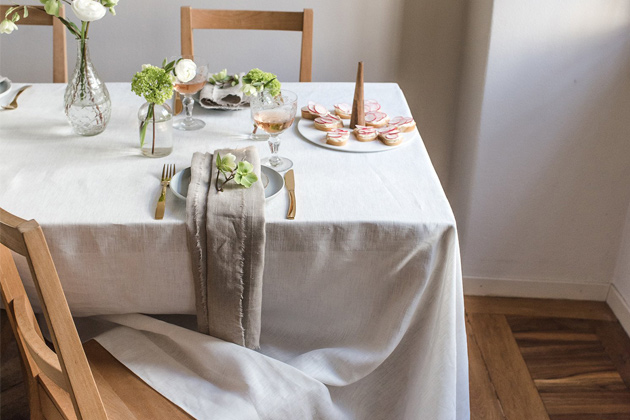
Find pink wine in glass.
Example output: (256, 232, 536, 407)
(254, 110, 295, 134)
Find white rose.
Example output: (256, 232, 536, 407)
(0, 19, 18, 34)
(175, 59, 197, 83)
(71, 0, 107, 22)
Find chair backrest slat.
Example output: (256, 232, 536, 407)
(13, 295, 68, 390)
(181, 7, 313, 82)
(0, 5, 67, 83)
(0, 208, 109, 420)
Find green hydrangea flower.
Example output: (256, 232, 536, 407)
(242, 68, 281, 97)
(131, 65, 174, 105)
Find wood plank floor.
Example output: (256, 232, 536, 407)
(2, 298, 630, 419)
(467, 296, 630, 420)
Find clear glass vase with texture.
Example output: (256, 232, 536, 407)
(64, 39, 111, 136)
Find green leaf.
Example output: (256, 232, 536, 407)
(44, 0, 59, 17)
(23, 6, 27, 18)
(216, 154, 221, 168)
(5, 6, 18, 17)
(58, 17, 80, 37)
(139, 103, 154, 148)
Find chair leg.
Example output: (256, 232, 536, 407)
(1, 308, 14, 355)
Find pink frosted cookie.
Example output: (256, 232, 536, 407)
(326, 128, 350, 146)
(334, 103, 352, 119)
(314, 114, 343, 131)
(301, 101, 329, 120)
(365, 111, 389, 128)
(389, 116, 416, 133)
(363, 99, 381, 113)
(378, 126, 403, 146)
(353, 125, 378, 142)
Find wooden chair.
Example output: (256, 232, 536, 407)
(0, 5, 67, 83)
(0, 208, 192, 419)
(181, 7, 313, 82)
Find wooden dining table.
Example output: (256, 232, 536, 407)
(0, 82, 469, 419)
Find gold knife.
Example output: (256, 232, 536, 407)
(284, 169, 296, 220)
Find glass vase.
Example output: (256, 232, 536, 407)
(138, 102, 173, 158)
(64, 38, 111, 136)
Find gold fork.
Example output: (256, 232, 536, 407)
(155, 164, 175, 220)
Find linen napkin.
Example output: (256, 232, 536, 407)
(185, 147, 265, 349)
(199, 82, 249, 108)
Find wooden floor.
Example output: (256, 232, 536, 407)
(467, 296, 630, 419)
(2, 298, 630, 419)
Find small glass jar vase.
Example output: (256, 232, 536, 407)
(138, 102, 173, 158)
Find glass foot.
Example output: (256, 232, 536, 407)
(262, 156, 293, 172)
(174, 118, 205, 131)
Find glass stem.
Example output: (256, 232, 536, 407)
(183, 95, 194, 122)
(268, 134, 282, 166)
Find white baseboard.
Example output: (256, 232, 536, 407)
(464, 276, 610, 301)
(606, 285, 630, 336)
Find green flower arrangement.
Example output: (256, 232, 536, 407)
(215, 153, 258, 192)
(242, 68, 281, 97)
(131, 58, 176, 148)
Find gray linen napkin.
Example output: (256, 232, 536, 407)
(185, 147, 265, 349)
(199, 82, 249, 108)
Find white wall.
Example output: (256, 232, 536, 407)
(452, 0, 630, 300)
(611, 205, 630, 334)
(397, 0, 467, 186)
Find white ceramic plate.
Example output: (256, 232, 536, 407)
(170, 165, 283, 201)
(297, 117, 417, 153)
(0, 78, 13, 100)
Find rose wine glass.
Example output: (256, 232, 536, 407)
(173, 56, 208, 131)
(250, 90, 297, 171)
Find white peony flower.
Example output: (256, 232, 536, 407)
(175, 59, 197, 83)
(71, 0, 107, 22)
(0, 19, 18, 34)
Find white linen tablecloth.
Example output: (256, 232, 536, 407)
(0, 82, 469, 419)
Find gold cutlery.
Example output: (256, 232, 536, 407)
(284, 169, 296, 220)
(2, 85, 32, 110)
(155, 164, 175, 220)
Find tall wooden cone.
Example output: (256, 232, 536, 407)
(350, 61, 365, 129)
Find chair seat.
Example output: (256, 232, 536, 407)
(39, 340, 193, 420)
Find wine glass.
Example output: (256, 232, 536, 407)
(250, 90, 297, 171)
(172, 56, 208, 131)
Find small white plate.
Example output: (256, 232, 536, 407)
(0, 78, 13, 100)
(170, 165, 284, 201)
